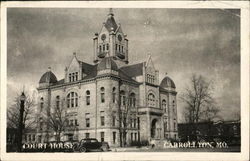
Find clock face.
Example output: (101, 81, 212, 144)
(101, 34, 106, 41)
(118, 35, 122, 41)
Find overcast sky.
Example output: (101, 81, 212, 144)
(7, 8, 240, 122)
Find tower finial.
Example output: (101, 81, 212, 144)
(108, 8, 114, 16)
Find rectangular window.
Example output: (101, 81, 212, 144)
(112, 93, 116, 103)
(131, 133, 133, 141)
(67, 98, 70, 108)
(72, 73, 75, 81)
(106, 44, 109, 50)
(71, 98, 74, 108)
(101, 116, 105, 126)
(39, 122, 43, 131)
(138, 132, 140, 141)
(112, 116, 116, 126)
(118, 45, 120, 51)
(113, 132, 116, 144)
(70, 120, 74, 126)
(122, 96, 126, 106)
(103, 44, 105, 51)
(137, 117, 140, 129)
(28, 135, 31, 142)
(40, 102, 44, 112)
(75, 72, 78, 81)
(75, 97, 78, 107)
(32, 135, 35, 141)
(75, 119, 78, 126)
(85, 133, 90, 138)
(56, 100, 59, 109)
(134, 119, 136, 128)
(130, 118, 133, 128)
(86, 118, 90, 127)
(115, 44, 118, 51)
(122, 46, 123, 52)
(101, 132, 105, 142)
(69, 74, 71, 82)
(86, 96, 90, 105)
(38, 135, 42, 143)
(101, 93, 105, 103)
(99, 45, 102, 52)
(135, 133, 137, 141)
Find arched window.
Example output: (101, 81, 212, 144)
(67, 92, 78, 108)
(100, 87, 105, 103)
(106, 44, 109, 51)
(39, 118, 43, 131)
(86, 90, 90, 105)
(163, 117, 168, 132)
(120, 90, 126, 106)
(56, 96, 60, 109)
(173, 100, 175, 113)
(129, 93, 136, 107)
(99, 45, 102, 52)
(103, 44, 105, 51)
(40, 98, 44, 112)
(148, 93, 155, 107)
(112, 87, 116, 103)
(162, 99, 166, 111)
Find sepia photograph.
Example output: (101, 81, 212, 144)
(1, 1, 249, 161)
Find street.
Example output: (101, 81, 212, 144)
(110, 146, 240, 152)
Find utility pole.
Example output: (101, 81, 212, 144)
(18, 92, 25, 152)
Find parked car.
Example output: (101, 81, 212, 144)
(72, 138, 110, 152)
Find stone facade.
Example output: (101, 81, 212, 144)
(35, 9, 178, 146)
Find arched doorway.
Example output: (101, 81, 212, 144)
(151, 119, 158, 138)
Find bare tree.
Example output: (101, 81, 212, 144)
(108, 86, 137, 147)
(47, 105, 68, 142)
(180, 74, 219, 140)
(7, 93, 36, 130)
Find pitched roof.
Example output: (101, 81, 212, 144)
(78, 61, 95, 75)
(104, 16, 118, 32)
(82, 64, 98, 80)
(120, 62, 144, 77)
(54, 79, 65, 85)
(97, 57, 118, 71)
(118, 69, 139, 84)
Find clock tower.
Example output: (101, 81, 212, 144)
(93, 9, 129, 67)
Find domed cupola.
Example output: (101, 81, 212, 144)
(160, 76, 176, 89)
(39, 67, 57, 87)
(97, 57, 118, 71)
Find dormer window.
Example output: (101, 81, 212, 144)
(69, 74, 71, 82)
(147, 74, 155, 84)
(69, 72, 79, 82)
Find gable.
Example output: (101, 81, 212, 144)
(115, 25, 123, 34)
(98, 25, 110, 43)
(145, 56, 156, 74)
(68, 56, 80, 74)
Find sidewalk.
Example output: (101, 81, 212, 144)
(111, 146, 150, 152)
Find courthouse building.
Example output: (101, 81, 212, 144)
(36, 10, 178, 146)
